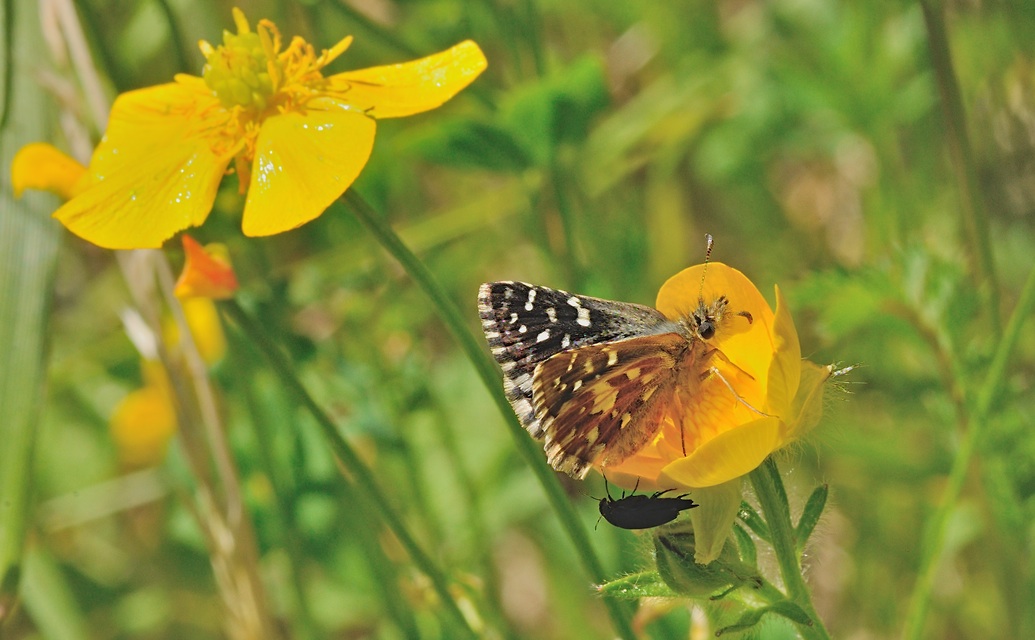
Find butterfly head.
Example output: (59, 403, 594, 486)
(683, 294, 753, 343)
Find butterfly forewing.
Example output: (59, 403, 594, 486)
(478, 282, 680, 438)
(535, 334, 689, 478)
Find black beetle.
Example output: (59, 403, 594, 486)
(597, 481, 698, 530)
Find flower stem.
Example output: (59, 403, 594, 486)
(340, 191, 637, 640)
(902, 262, 1035, 639)
(220, 300, 478, 639)
(749, 458, 832, 640)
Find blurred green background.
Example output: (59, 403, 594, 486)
(2, 0, 1034, 638)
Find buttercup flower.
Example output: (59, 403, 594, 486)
(44, 8, 487, 249)
(603, 263, 834, 491)
(110, 361, 177, 468)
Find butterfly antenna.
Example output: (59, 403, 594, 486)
(698, 233, 714, 307)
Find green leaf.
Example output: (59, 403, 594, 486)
(653, 530, 762, 598)
(21, 550, 90, 640)
(502, 55, 610, 166)
(0, 0, 61, 621)
(715, 600, 814, 636)
(738, 501, 771, 542)
(732, 523, 758, 568)
(596, 570, 680, 599)
(795, 483, 829, 552)
(407, 118, 532, 172)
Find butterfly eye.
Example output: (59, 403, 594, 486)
(699, 320, 716, 340)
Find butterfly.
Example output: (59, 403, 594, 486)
(478, 236, 754, 479)
(597, 481, 698, 530)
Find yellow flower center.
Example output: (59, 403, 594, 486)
(199, 8, 352, 119)
(202, 24, 275, 112)
(193, 8, 355, 187)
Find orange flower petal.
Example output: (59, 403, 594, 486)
(659, 417, 782, 488)
(174, 235, 239, 300)
(11, 143, 87, 199)
(327, 40, 487, 119)
(52, 83, 229, 249)
(242, 107, 376, 236)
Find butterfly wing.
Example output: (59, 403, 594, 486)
(479, 282, 680, 438)
(534, 333, 690, 478)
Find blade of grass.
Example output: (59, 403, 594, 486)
(340, 190, 637, 640)
(902, 261, 1035, 639)
(221, 300, 479, 638)
(0, 0, 62, 622)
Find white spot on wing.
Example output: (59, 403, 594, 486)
(525, 288, 537, 311)
(536, 330, 550, 343)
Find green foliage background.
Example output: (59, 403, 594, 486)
(2, 0, 1034, 638)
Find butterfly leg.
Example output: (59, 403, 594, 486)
(708, 347, 756, 381)
(702, 364, 772, 418)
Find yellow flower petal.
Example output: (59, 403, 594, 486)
(11, 143, 87, 199)
(242, 107, 376, 236)
(660, 417, 782, 488)
(53, 84, 229, 249)
(788, 361, 834, 439)
(110, 385, 178, 468)
(656, 263, 776, 396)
(163, 297, 227, 365)
(687, 479, 742, 564)
(327, 40, 487, 119)
(174, 235, 239, 300)
(765, 285, 802, 418)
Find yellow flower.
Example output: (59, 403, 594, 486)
(110, 361, 177, 468)
(163, 297, 228, 365)
(602, 263, 834, 491)
(10, 143, 87, 200)
(174, 235, 239, 300)
(112, 296, 228, 467)
(45, 8, 487, 249)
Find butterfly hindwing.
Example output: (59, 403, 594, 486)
(534, 334, 689, 478)
(478, 282, 679, 438)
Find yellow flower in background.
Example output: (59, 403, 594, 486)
(174, 235, 239, 300)
(113, 292, 229, 467)
(37, 7, 486, 249)
(110, 362, 178, 468)
(11, 143, 87, 200)
(164, 297, 228, 365)
(603, 263, 834, 491)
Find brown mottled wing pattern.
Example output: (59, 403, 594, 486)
(533, 333, 691, 478)
(478, 282, 682, 439)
